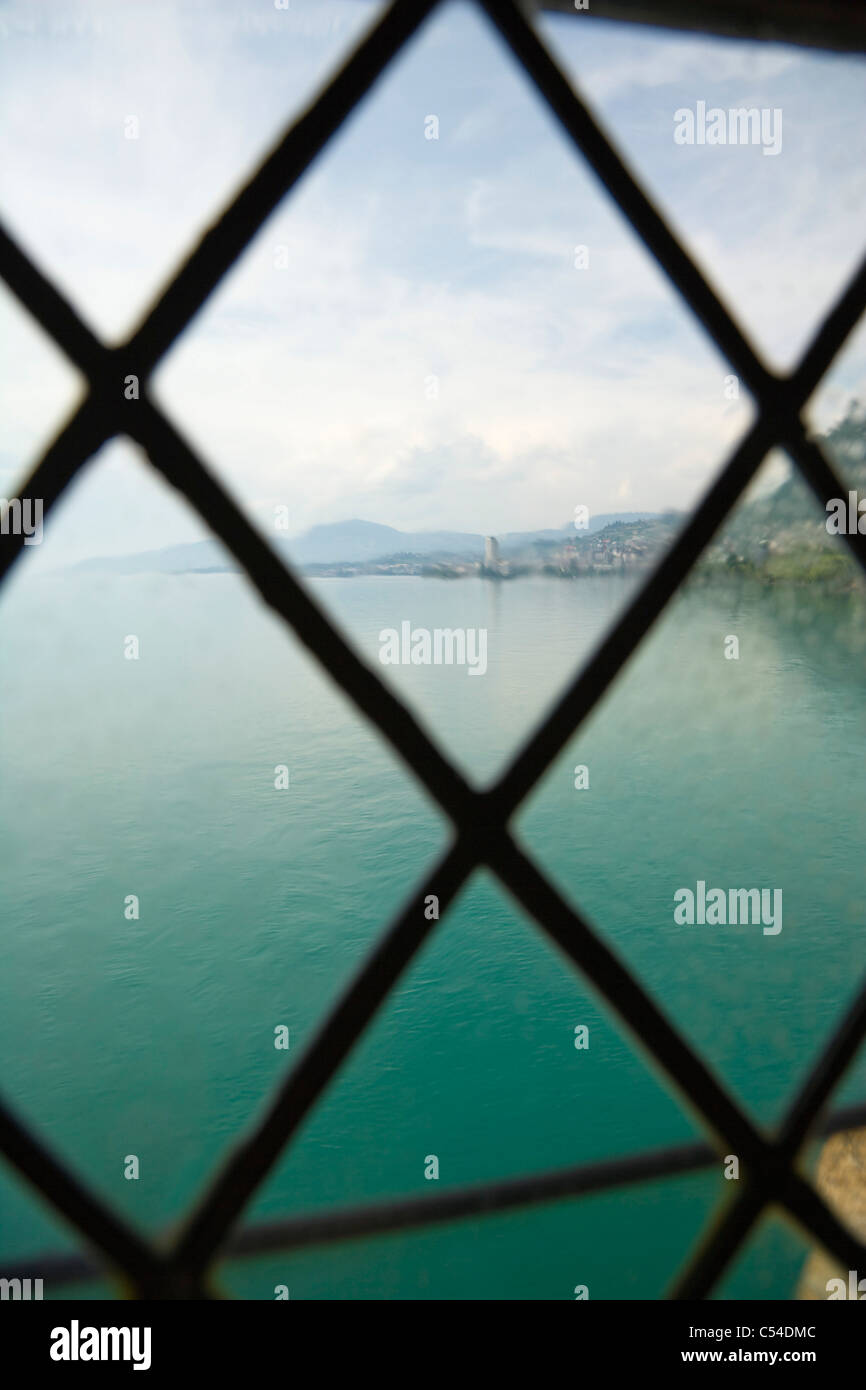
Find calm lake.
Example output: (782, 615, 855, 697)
(1, 568, 864, 1298)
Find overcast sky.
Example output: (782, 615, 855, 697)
(1, 0, 865, 566)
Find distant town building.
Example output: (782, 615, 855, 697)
(483, 536, 500, 569)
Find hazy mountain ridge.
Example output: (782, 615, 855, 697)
(72, 513, 660, 573)
(68, 403, 866, 583)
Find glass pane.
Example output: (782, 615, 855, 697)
(0, 285, 85, 496)
(517, 453, 866, 1129)
(220, 1169, 720, 1300)
(243, 872, 700, 1242)
(712, 1210, 810, 1300)
(153, 0, 754, 779)
(0, 0, 386, 339)
(540, 10, 866, 372)
(0, 448, 444, 1245)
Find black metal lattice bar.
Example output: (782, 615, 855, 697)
(1, 0, 865, 1299)
(6, 1097, 866, 1294)
(535, 0, 866, 55)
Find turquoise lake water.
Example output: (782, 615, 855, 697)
(1, 567, 865, 1299)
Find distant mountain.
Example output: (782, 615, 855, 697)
(500, 513, 659, 552)
(291, 520, 486, 563)
(81, 401, 866, 585)
(73, 513, 662, 573)
(65, 403, 866, 583)
(72, 540, 228, 574)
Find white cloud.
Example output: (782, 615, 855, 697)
(1, 0, 863, 565)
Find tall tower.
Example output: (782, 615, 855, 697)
(483, 536, 500, 570)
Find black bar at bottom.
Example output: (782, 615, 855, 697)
(0, 1298, 860, 1376)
